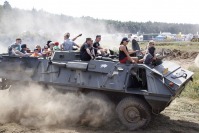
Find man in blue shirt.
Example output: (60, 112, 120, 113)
(60, 33, 81, 51)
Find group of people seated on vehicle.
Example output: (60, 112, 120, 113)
(8, 38, 55, 58)
(119, 37, 156, 64)
(8, 33, 109, 58)
(8, 33, 156, 65)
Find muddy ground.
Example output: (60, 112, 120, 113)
(0, 52, 199, 133)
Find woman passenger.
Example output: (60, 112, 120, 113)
(35, 45, 42, 53)
(119, 37, 138, 64)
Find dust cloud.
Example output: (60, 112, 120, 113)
(0, 83, 115, 128)
(0, 8, 120, 54)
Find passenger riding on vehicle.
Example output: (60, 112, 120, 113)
(119, 37, 138, 64)
(53, 42, 60, 51)
(42, 46, 50, 58)
(60, 33, 81, 51)
(93, 35, 109, 56)
(31, 49, 42, 57)
(35, 45, 42, 53)
(20, 44, 31, 56)
(80, 38, 95, 61)
(141, 40, 157, 65)
(8, 38, 24, 56)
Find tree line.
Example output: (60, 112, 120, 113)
(1, 1, 199, 35)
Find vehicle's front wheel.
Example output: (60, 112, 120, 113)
(116, 96, 151, 130)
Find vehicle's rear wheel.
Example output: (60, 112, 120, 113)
(116, 97, 151, 130)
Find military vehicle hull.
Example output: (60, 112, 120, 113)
(0, 51, 193, 130)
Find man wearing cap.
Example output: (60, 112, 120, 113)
(80, 38, 95, 61)
(20, 44, 32, 56)
(119, 37, 138, 64)
(8, 38, 24, 56)
(60, 33, 81, 51)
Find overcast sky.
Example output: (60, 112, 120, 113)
(1, 0, 199, 24)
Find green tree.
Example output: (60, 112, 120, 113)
(3, 1, 12, 10)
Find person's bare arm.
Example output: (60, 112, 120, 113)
(75, 44, 80, 48)
(72, 34, 82, 41)
(60, 43, 64, 50)
(153, 49, 157, 59)
(128, 49, 138, 54)
(91, 48, 95, 57)
(86, 48, 93, 59)
(98, 46, 103, 49)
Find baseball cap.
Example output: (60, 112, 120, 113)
(21, 44, 27, 49)
(121, 37, 129, 42)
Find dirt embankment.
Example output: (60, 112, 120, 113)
(159, 49, 199, 60)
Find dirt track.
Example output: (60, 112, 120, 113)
(0, 97, 198, 133)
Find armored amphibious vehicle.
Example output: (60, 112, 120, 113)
(0, 51, 193, 130)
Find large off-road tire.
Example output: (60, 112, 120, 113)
(116, 97, 151, 130)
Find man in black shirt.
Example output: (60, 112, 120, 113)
(80, 38, 95, 61)
(93, 35, 108, 56)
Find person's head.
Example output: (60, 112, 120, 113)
(43, 46, 48, 51)
(36, 45, 41, 50)
(46, 40, 52, 48)
(21, 44, 27, 50)
(149, 40, 155, 47)
(49, 42, 55, 49)
(120, 37, 129, 45)
(86, 38, 92, 45)
(54, 42, 59, 46)
(95, 35, 101, 42)
(64, 33, 70, 39)
(33, 48, 39, 54)
(16, 38, 22, 44)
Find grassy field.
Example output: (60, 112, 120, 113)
(138, 41, 199, 52)
(182, 66, 199, 99)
